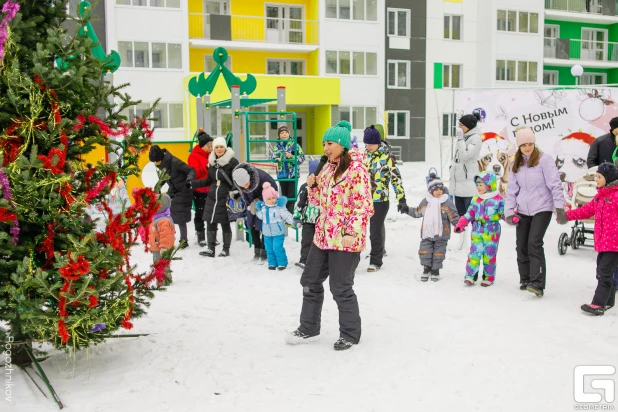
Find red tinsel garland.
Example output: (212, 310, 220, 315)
(58, 253, 90, 281)
(57, 319, 70, 344)
(37, 147, 66, 175)
(38, 223, 56, 269)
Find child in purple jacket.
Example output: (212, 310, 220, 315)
(504, 127, 567, 297)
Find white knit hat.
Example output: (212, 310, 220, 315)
(213, 136, 227, 148)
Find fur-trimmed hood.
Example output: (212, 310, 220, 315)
(209, 147, 236, 167)
(234, 162, 260, 193)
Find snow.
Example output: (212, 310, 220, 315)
(7, 162, 618, 412)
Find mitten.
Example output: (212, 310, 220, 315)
(186, 180, 193, 189)
(293, 218, 302, 228)
(399, 204, 409, 214)
(556, 208, 568, 225)
(249, 199, 259, 215)
(506, 215, 520, 226)
(397, 198, 408, 213)
(454, 216, 469, 233)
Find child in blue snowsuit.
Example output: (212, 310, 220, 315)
(454, 171, 505, 287)
(256, 182, 294, 270)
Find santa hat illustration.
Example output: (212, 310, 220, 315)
(479, 132, 513, 155)
(553, 132, 595, 156)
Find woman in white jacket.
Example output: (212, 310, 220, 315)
(450, 112, 483, 216)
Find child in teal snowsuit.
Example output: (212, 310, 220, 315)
(454, 171, 504, 286)
(256, 182, 295, 270)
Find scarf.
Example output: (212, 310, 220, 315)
(422, 192, 449, 240)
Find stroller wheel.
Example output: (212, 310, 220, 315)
(558, 232, 569, 255)
(571, 228, 581, 250)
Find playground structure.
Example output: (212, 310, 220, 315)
(188, 47, 302, 243)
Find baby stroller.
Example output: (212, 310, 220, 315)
(558, 166, 598, 255)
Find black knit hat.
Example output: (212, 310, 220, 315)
(610, 117, 618, 134)
(149, 145, 165, 162)
(197, 130, 213, 148)
(597, 162, 618, 184)
(459, 112, 481, 130)
(363, 125, 381, 145)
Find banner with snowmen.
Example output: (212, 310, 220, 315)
(454, 87, 617, 200)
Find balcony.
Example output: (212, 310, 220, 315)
(188, 13, 319, 53)
(545, 0, 618, 23)
(544, 37, 618, 67)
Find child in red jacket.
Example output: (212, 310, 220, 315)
(149, 194, 175, 286)
(566, 162, 618, 315)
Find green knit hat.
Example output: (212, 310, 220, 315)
(322, 120, 352, 150)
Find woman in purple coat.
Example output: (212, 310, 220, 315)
(505, 127, 567, 297)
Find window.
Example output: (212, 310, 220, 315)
(205, 55, 232, 72)
(444, 15, 462, 40)
(497, 10, 538, 34)
(339, 107, 377, 129)
(326, 51, 377, 75)
(387, 111, 409, 139)
(496, 60, 537, 82)
(442, 64, 461, 88)
(442, 113, 457, 137)
(325, 0, 377, 21)
(116, 0, 179, 8)
(118, 41, 182, 69)
(543, 70, 558, 85)
(387, 60, 410, 88)
(266, 59, 305, 75)
(387, 8, 409, 37)
(582, 73, 607, 85)
(121, 102, 184, 129)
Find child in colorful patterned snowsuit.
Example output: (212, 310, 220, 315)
(271, 125, 305, 213)
(149, 194, 175, 286)
(292, 160, 320, 269)
(455, 171, 504, 286)
(256, 182, 295, 270)
(399, 174, 459, 282)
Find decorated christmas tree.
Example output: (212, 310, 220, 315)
(0, 0, 172, 361)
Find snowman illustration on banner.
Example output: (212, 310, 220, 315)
(553, 131, 595, 204)
(578, 89, 614, 121)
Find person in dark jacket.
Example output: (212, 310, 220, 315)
(190, 137, 239, 257)
(587, 117, 618, 168)
(232, 162, 278, 264)
(188, 130, 215, 247)
(149, 145, 196, 248)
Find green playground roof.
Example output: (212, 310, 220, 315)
(208, 97, 277, 108)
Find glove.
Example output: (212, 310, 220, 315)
(506, 215, 520, 226)
(454, 216, 469, 233)
(293, 218, 302, 228)
(397, 198, 407, 213)
(230, 190, 241, 200)
(556, 208, 568, 225)
(249, 199, 259, 215)
(399, 205, 409, 214)
(186, 181, 193, 189)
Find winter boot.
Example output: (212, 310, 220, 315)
(481, 279, 493, 287)
(421, 265, 431, 282)
(295, 262, 305, 269)
(268, 266, 276, 270)
(196, 231, 206, 247)
(464, 276, 475, 286)
(333, 338, 356, 351)
(526, 284, 544, 297)
(199, 231, 217, 257)
(581, 303, 604, 316)
(367, 264, 380, 272)
(285, 329, 319, 345)
(258, 248, 267, 265)
(251, 247, 262, 262)
(520, 282, 529, 290)
(218, 232, 232, 257)
(430, 269, 440, 282)
(278, 266, 287, 271)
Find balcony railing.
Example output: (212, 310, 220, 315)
(545, 0, 617, 15)
(188, 13, 319, 45)
(544, 37, 618, 62)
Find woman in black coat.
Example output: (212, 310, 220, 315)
(231, 162, 278, 263)
(190, 137, 239, 257)
(149, 145, 195, 248)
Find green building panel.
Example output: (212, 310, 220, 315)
(544, 65, 618, 85)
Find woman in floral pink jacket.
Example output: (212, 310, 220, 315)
(287, 120, 373, 352)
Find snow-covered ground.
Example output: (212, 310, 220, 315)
(7, 162, 618, 412)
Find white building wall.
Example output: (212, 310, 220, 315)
(319, 1, 386, 133)
(105, 0, 189, 141)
